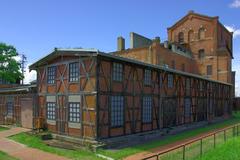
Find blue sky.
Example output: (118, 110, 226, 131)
(0, 0, 240, 94)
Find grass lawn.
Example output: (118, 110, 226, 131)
(196, 136, 240, 160)
(0, 151, 18, 160)
(8, 112, 240, 160)
(97, 112, 240, 159)
(9, 133, 102, 160)
(0, 126, 9, 132)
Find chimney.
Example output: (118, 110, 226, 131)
(164, 41, 169, 48)
(154, 37, 161, 43)
(117, 36, 125, 51)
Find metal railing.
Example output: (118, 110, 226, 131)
(142, 124, 240, 160)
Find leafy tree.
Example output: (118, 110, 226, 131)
(0, 43, 23, 83)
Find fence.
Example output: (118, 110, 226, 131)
(142, 124, 240, 160)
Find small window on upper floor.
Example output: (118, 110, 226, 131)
(198, 28, 205, 40)
(144, 69, 151, 86)
(69, 62, 80, 82)
(198, 49, 205, 60)
(113, 62, 123, 82)
(188, 30, 194, 42)
(178, 32, 184, 43)
(47, 66, 56, 84)
(207, 65, 212, 76)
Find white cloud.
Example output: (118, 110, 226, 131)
(229, 0, 240, 8)
(224, 25, 240, 38)
(23, 63, 36, 84)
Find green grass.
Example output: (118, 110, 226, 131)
(0, 126, 9, 132)
(9, 133, 102, 160)
(8, 112, 240, 160)
(196, 136, 240, 160)
(0, 151, 18, 160)
(98, 112, 240, 159)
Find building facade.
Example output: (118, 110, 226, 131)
(29, 48, 232, 141)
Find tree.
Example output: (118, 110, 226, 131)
(0, 43, 23, 83)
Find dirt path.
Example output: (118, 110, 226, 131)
(0, 126, 70, 160)
(124, 125, 234, 160)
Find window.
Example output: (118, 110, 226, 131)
(47, 102, 56, 120)
(69, 103, 80, 123)
(188, 30, 194, 42)
(144, 69, 151, 85)
(142, 96, 152, 123)
(168, 74, 174, 88)
(69, 62, 79, 82)
(178, 32, 184, 43)
(198, 28, 205, 39)
(111, 96, 124, 127)
(171, 60, 175, 69)
(184, 98, 191, 117)
(182, 64, 185, 72)
(207, 65, 212, 76)
(113, 63, 123, 82)
(198, 49, 205, 60)
(47, 66, 56, 84)
(6, 102, 13, 116)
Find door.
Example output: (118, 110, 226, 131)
(21, 98, 33, 128)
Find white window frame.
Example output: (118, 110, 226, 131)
(69, 102, 80, 123)
(47, 102, 56, 120)
(47, 66, 56, 84)
(69, 62, 80, 82)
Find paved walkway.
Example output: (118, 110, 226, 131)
(124, 124, 235, 160)
(0, 126, 70, 160)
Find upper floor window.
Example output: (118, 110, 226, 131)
(69, 62, 79, 82)
(142, 96, 152, 123)
(113, 62, 123, 82)
(198, 49, 205, 60)
(207, 65, 212, 76)
(47, 66, 56, 84)
(144, 69, 151, 86)
(168, 74, 174, 88)
(188, 30, 194, 42)
(198, 28, 205, 40)
(111, 96, 124, 127)
(178, 32, 184, 43)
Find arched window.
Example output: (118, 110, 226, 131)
(188, 30, 194, 42)
(178, 32, 184, 43)
(198, 28, 205, 40)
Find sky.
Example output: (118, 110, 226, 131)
(0, 0, 240, 95)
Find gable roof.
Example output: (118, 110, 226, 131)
(167, 11, 219, 31)
(29, 48, 99, 70)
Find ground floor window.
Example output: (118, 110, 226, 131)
(111, 96, 124, 127)
(47, 102, 56, 120)
(184, 98, 191, 117)
(69, 102, 80, 123)
(6, 102, 13, 116)
(142, 96, 152, 123)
